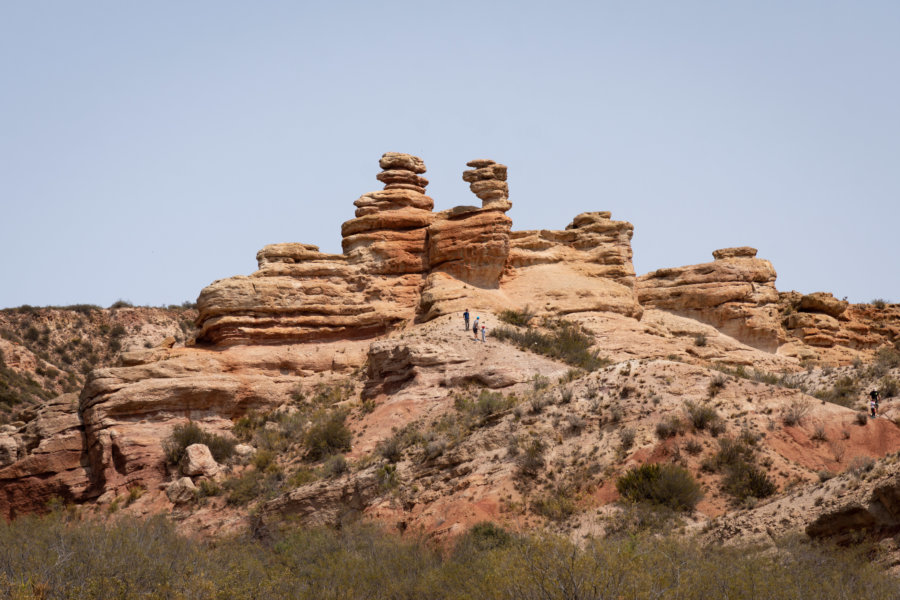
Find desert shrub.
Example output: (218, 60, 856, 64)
(711, 437, 755, 469)
(811, 422, 827, 441)
(655, 416, 684, 440)
(880, 377, 899, 398)
(532, 486, 577, 522)
(781, 399, 811, 427)
(377, 435, 403, 463)
(223, 470, 264, 505)
(619, 427, 636, 450)
(871, 298, 888, 309)
(322, 454, 348, 477)
(849, 456, 875, 477)
(304, 408, 351, 459)
(498, 306, 535, 327)
(109, 299, 133, 309)
(856, 411, 869, 425)
(492, 319, 610, 370)
(684, 439, 703, 455)
(528, 392, 550, 414)
(452, 522, 514, 557)
(455, 389, 514, 423)
(870, 347, 900, 378)
(816, 375, 860, 408)
(616, 463, 703, 512)
(694, 333, 707, 347)
(684, 401, 720, 431)
(707, 374, 728, 396)
(162, 421, 236, 466)
(518, 439, 545, 477)
(722, 461, 776, 501)
(376, 463, 399, 490)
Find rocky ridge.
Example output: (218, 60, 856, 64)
(1, 152, 900, 564)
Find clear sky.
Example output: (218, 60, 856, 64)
(1, 1, 898, 308)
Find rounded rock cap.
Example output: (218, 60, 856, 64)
(379, 152, 426, 174)
(712, 247, 758, 260)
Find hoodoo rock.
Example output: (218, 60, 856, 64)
(637, 247, 782, 352)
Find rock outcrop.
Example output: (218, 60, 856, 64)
(502, 211, 643, 319)
(637, 247, 782, 352)
(0, 394, 91, 517)
(197, 153, 436, 346)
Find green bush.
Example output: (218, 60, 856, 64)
(616, 463, 703, 512)
(163, 421, 236, 466)
(304, 408, 351, 459)
(722, 460, 776, 500)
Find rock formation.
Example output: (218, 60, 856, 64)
(637, 247, 782, 352)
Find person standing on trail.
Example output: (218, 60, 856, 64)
(463, 309, 470, 331)
(473, 317, 480, 340)
(870, 389, 880, 417)
(481, 323, 486, 343)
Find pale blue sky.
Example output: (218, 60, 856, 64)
(1, 1, 898, 308)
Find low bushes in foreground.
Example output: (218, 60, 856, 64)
(0, 512, 897, 599)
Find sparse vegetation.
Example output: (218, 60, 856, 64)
(492, 318, 610, 370)
(816, 376, 860, 408)
(781, 399, 811, 427)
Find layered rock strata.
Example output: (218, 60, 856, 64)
(197, 154, 435, 345)
(637, 247, 782, 352)
(502, 211, 643, 319)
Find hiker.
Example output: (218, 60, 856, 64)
(481, 323, 486, 343)
(473, 317, 480, 340)
(870, 389, 880, 417)
(463, 309, 470, 331)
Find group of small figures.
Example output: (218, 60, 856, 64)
(462, 309, 487, 342)
(870, 389, 882, 418)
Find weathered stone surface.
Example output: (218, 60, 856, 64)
(166, 476, 197, 504)
(0, 394, 91, 518)
(462, 159, 511, 211)
(263, 471, 380, 527)
(182, 443, 221, 478)
(502, 212, 643, 319)
(379, 152, 426, 173)
(637, 247, 781, 352)
(799, 292, 849, 318)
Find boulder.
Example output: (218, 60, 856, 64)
(166, 477, 197, 504)
(182, 444, 221, 478)
(799, 292, 849, 318)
